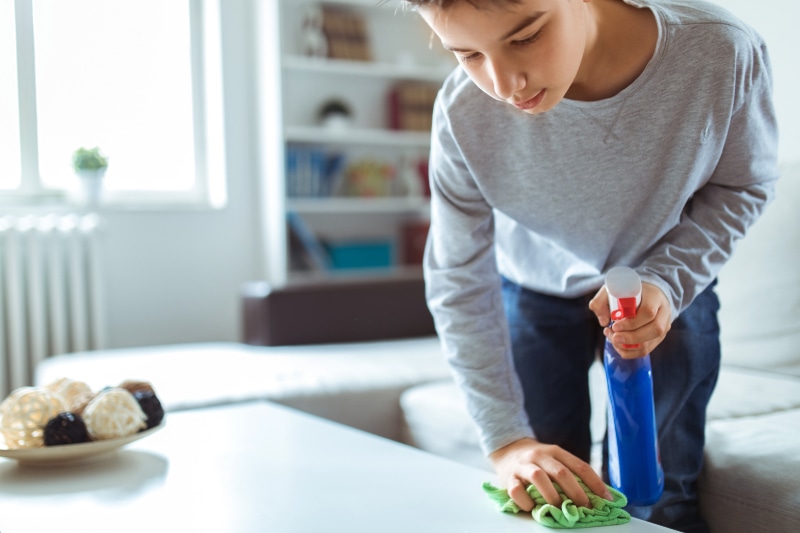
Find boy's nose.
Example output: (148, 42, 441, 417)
(488, 58, 525, 101)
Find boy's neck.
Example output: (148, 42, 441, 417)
(567, 0, 657, 102)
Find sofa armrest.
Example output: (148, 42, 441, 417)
(241, 272, 436, 346)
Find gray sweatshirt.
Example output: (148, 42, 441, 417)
(423, 0, 780, 455)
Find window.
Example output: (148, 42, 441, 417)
(0, 2, 21, 190)
(1, 0, 226, 208)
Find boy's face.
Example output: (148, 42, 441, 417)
(419, 0, 591, 114)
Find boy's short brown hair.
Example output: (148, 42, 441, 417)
(404, 0, 521, 9)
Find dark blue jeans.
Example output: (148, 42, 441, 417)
(502, 278, 720, 533)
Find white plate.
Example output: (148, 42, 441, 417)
(0, 423, 164, 466)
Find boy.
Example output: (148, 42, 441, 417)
(405, 0, 779, 531)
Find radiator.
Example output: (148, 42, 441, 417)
(0, 214, 106, 399)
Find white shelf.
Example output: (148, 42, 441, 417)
(285, 126, 431, 147)
(320, 0, 402, 9)
(288, 196, 430, 214)
(283, 55, 453, 83)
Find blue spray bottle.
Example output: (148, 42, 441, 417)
(603, 266, 664, 506)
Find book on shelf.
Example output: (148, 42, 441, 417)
(288, 228, 319, 272)
(321, 7, 371, 61)
(285, 146, 345, 198)
(400, 220, 430, 266)
(286, 211, 332, 272)
(387, 82, 439, 132)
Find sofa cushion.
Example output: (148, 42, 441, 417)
(400, 360, 609, 471)
(35, 340, 450, 442)
(716, 162, 800, 372)
(700, 408, 800, 533)
(707, 366, 800, 421)
(400, 380, 491, 472)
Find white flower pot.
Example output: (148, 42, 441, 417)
(75, 168, 107, 206)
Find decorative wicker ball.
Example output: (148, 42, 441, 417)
(70, 391, 98, 416)
(82, 388, 147, 440)
(45, 378, 94, 411)
(118, 379, 155, 396)
(0, 387, 68, 449)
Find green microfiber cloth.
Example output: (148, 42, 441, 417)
(482, 477, 631, 529)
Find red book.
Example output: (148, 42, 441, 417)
(401, 221, 430, 265)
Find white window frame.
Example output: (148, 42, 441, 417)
(1, 0, 226, 210)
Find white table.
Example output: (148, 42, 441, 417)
(0, 402, 674, 532)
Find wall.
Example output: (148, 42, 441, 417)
(713, 0, 799, 166)
(99, 0, 262, 349)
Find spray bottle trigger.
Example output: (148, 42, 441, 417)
(612, 297, 638, 320)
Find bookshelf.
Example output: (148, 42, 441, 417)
(288, 197, 431, 215)
(256, 0, 454, 284)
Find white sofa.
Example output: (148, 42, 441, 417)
(35, 163, 800, 532)
(696, 162, 800, 532)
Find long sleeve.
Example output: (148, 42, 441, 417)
(424, 97, 534, 455)
(638, 37, 779, 318)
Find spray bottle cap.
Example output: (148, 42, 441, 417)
(606, 267, 642, 320)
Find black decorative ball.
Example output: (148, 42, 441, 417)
(133, 390, 164, 429)
(43, 412, 90, 446)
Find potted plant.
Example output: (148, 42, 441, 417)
(72, 147, 108, 205)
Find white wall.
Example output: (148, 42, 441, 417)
(712, 0, 799, 165)
(99, 0, 262, 349)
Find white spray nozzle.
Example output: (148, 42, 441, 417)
(605, 267, 642, 320)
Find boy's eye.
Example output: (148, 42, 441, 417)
(514, 30, 542, 46)
(453, 28, 542, 64)
(458, 52, 482, 64)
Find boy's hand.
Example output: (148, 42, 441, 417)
(488, 438, 612, 511)
(588, 282, 671, 359)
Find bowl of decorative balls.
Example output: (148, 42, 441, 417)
(0, 378, 164, 466)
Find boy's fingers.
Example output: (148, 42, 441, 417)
(555, 451, 612, 506)
(609, 301, 671, 356)
(507, 476, 535, 512)
(528, 464, 566, 507)
(588, 287, 610, 326)
(546, 464, 589, 507)
(567, 458, 613, 502)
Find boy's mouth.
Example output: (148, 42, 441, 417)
(513, 89, 546, 111)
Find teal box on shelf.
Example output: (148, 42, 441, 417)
(325, 240, 394, 270)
